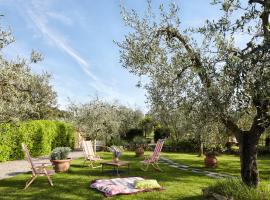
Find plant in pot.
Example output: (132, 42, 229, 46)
(108, 146, 123, 163)
(132, 136, 147, 157)
(50, 147, 71, 172)
(204, 148, 218, 168)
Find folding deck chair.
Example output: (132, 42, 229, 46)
(82, 140, 102, 168)
(140, 139, 165, 172)
(21, 143, 55, 189)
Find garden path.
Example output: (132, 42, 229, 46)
(0, 151, 84, 180)
(159, 157, 233, 179)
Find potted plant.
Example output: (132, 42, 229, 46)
(204, 149, 218, 168)
(50, 147, 71, 172)
(132, 136, 147, 157)
(108, 146, 123, 163)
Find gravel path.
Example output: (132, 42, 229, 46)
(0, 151, 84, 180)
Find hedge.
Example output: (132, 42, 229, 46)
(0, 120, 75, 162)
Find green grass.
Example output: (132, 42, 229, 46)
(162, 152, 270, 182)
(0, 152, 269, 200)
(206, 178, 270, 200)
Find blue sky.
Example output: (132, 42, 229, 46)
(0, 0, 246, 112)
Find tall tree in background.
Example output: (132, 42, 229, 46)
(117, 105, 144, 137)
(0, 17, 57, 123)
(68, 98, 145, 149)
(140, 115, 155, 138)
(68, 99, 120, 144)
(117, 0, 270, 186)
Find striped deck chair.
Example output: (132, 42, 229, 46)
(21, 143, 55, 189)
(82, 140, 102, 168)
(140, 139, 165, 172)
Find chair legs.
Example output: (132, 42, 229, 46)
(24, 175, 54, 189)
(152, 163, 163, 172)
(47, 175, 53, 186)
(84, 159, 102, 168)
(140, 163, 149, 171)
(24, 176, 37, 189)
(140, 162, 162, 172)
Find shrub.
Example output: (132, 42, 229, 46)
(132, 136, 147, 149)
(204, 178, 270, 200)
(107, 137, 128, 147)
(164, 138, 199, 152)
(154, 127, 170, 142)
(122, 128, 143, 142)
(50, 147, 71, 160)
(0, 120, 75, 162)
(258, 145, 270, 155)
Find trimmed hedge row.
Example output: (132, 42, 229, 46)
(0, 120, 75, 162)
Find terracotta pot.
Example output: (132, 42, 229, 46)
(50, 158, 71, 172)
(204, 155, 217, 168)
(135, 147, 144, 157)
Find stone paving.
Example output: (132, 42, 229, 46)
(159, 157, 233, 179)
(0, 151, 84, 180)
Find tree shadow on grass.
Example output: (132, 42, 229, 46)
(180, 195, 204, 200)
(0, 154, 214, 200)
(0, 175, 105, 200)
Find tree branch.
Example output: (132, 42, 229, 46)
(248, 0, 265, 5)
(157, 26, 243, 135)
(157, 27, 211, 88)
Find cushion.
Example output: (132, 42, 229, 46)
(91, 183, 127, 196)
(91, 177, 144, 196)
(134, 179, 161, 189)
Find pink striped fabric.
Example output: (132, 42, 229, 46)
(145, 139, 165, 163)
(91, 177, 145, 196)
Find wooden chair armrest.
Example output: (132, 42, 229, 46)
(33, 162, 52, 167)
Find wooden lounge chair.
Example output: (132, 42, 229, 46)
(21, 143, 55, 189)
(140, 139, 165, 172)
(82, 140, 102, 168)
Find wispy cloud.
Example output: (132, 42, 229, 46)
(46, 11, 73, 26)
(20, 1, 145, 110)
(26, 7, 98, 80)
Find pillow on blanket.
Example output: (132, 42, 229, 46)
(91, 183, 126, 196)
(134, 179, 161, 189)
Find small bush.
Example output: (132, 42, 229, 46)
(107, 137, 128, 147)
(258, 146, 270, 155)
(50, 147, 71, 160)
(164, 138, 199, 152)
(0, 120, 75, 162)
(154, 128, 170, 142)
(132, 136, 147, 149)
(122, 128, 143, 142)
(205, 178, 270, 200)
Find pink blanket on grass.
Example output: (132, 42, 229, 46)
(90, 177, 145, 197)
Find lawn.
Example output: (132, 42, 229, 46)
(0, 152, 269, 200)
(162, 152, 270, 182)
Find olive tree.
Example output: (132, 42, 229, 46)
(69, 99, 121, 144)
(0, 18, 57, 123)
(117, 105, 144, 136)
(117, 0, 270, 186)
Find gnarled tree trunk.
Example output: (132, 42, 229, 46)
(238, 131, 260, 187)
